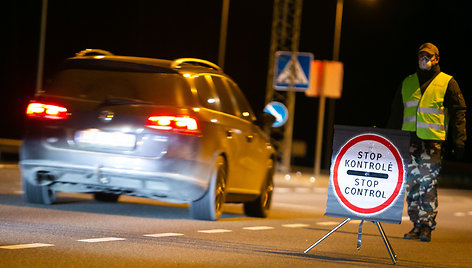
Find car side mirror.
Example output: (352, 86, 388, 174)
(256, 112, 276, 132)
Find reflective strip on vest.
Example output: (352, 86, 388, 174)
(417, 122, 445, 131)
(403, 116, 416, 123)
(417, 107, 444, 115)
(404, 100, 419, 108)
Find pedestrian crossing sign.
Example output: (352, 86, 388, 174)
(274, 51, 313, 91)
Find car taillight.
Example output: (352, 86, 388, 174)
(145, 115, 200, 135)
(26, 102, 69, 120)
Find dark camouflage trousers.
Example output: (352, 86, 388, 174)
(405, 140, 442, 230)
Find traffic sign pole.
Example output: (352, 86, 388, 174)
(281, 90, 296, 173)
(307, 60, 344, 177)
(281, 55, 297, 173)
(314, 94, 326, 177)
(272, 51, 313, 173)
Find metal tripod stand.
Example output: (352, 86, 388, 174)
(304, 218, 397, 265)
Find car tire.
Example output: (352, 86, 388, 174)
(243, 168, 274, 218)
(190, 155, 227, 221)
(94, 192, 120, 202)
(23, 178, 56, 205)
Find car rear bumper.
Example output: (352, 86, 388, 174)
(20, 157, 211, 203)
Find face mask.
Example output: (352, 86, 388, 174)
(418, 56, 432, 71)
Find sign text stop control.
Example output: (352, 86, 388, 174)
(332, 134, 404, 215)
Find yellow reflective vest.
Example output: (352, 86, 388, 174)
(401, 72, 452, 140)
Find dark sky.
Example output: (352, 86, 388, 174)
(3, 0, 471, 164)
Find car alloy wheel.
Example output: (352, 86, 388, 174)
(243, 164, 274, 218)
(190, 155, 227, 221)
(23, 178, 56, 205)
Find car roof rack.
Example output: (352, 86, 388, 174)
(75, 49, 114, 57)
(171, 58, 222, 71)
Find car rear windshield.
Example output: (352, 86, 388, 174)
(44, 68, 195, 106)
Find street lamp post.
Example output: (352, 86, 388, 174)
(314, 0, 344, 177)
(332, 0, 344, 62)
(218, 0, 230, 70)
(36, 0, 48, 93)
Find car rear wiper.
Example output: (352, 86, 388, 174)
(99, 97, 153, 107)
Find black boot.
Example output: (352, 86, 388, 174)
(403, 226, 420, 240)
(419, 225, 432, 242)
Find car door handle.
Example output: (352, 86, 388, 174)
(226, 129, 233, 139)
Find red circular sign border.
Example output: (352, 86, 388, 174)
(332, 134, 404, 214)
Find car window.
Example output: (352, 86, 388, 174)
(44, 69, 194, 106)
(226, 79, 256, 121)
(212, 76, 237, 116)
(194, 75, 219, 111)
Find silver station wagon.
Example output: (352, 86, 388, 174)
(20, 49, 275, 220)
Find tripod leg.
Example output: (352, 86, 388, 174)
(375, 221, 397, 264)
(304, 218, 351, 254)
(356, 220, 364, 250)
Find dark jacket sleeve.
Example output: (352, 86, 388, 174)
(386, 85, 404, 130)
(444, 78, 467, 149)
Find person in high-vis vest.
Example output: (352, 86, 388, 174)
(387, 43, 467, 242)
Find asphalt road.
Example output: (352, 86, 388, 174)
(1, 164, 471, 267)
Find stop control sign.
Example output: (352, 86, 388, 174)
(333, 134, 403, 214)
(325, 126, 409, 224)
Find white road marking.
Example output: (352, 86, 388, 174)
(144, 233, 184, 238)
(274, 188, 291, 193)
(468, 211, 472, 216)
(316, 221, 339, 226)
(349, 220, 362, 224)
(282, 223, 310, 228)
(198, 229, 232, 234)
(77, 237, 126, 243)
(402, 216, 410, 221)
(0, 164, 19, 169)
(273, 203, 319, 211)
(313, 188, 328, 193)
(0, 243, 54, 250)
(294, 188, 311, 193)
(14, 190, 24, 194)
(454, 212, 466, 217)
(243, 226, 274, 231)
